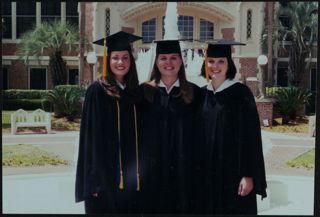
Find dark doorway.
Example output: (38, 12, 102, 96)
(30, 68, 47, 89)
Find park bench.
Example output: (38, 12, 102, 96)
(11, 109, 51, 135)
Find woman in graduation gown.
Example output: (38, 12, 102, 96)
(194, 40, 267, 215)
(75, 31, 143, 214)
(139, 40, 201, 214)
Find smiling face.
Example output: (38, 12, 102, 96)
(156, 53, 182, 80)
(109, 51, 131, 82)
(207, 57, 228, 83)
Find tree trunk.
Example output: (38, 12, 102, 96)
(49, 51, 68, 86)
(79, 2, 86, 85)
(267, 2, 274, 86)
(288, 41, 309, 87)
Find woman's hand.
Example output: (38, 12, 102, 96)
(238, 177, 254, 197)
(92, 193, 98, 197)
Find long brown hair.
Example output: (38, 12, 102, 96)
(97, 52, 140, 101)
(144, 53, 193, 104)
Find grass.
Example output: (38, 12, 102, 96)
(52, 116, 81, 131)
(262, 123, 309, 134)
(2, 110, 80, 133)
(2, 110, 30, 128)
(287, 149, 315, 170)
(262, 116, 309, 134)
(3, 144, 69, 167)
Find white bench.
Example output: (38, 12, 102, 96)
(11, 109, 51, 135)
(308, 115, 316, 137)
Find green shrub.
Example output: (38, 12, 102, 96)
(3, 99, 52, 111)
(55, 85, 87, 96)
(305, 91, 316, 115)
(4, 89, 50, 99)
(266, 86, 284, 98)
(273, 87, 312, 124)
(45, 85, 86, 120)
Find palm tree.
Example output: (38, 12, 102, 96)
(16, 20, 79, 86)
(276, 2, 318, 87)
(260, 2, 318, 87)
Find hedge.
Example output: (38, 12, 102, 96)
(3, 99, 52, 111)
(4, 89, 50, 99)
(54, 85, 87, 97)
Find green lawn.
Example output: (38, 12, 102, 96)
(3, 144, 69, 166)
(2, 110, 34, 127)
(2, 110, 13, 127)
(287, 149, 315, 169)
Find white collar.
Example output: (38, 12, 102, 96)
(207, 79, 238, 93)
(159, 79, 180, 94)
(116, 80, 126, 90)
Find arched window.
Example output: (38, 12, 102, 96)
(142, 18, 156, 43)
(247, 9, 252, 39)
(200, 18, 214, 41)
(105, 9, 110, 36)
(162, 15, 194, 39)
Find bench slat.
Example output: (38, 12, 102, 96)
(11, 109, 51, 135)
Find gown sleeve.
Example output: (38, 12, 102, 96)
(238, 84, 267, 198)
(75, 82, 109, 202)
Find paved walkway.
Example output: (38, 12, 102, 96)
(2, 130, 316, 214)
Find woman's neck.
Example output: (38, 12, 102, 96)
(161, 76, 178, 90)
(115, 76, 124, 84)
(211, 78, 226, 91)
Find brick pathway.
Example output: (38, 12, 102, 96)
(264, 134, 315, 177)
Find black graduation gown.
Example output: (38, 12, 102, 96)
(139, 82, 200, 214)
(75, 81, 141, 214)
(194, 82, 267, 215)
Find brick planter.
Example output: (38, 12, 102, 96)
(256, 98, 274, 127)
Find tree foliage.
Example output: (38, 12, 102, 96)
(16, 20, 80, 86)
(260, 2, 318, 87)
(276, 2, 318, 87)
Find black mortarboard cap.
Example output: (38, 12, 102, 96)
(206, 39, 246, 58)
(93, 31, 142, 53)
(154, 38, 192, 54)
(154, 39, 181, 54)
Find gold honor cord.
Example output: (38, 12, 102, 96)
(205, 48, 209, 82)
(116, 100, 140, 191)
(116, 100, 124, 190)
(133, 105, 140, 191)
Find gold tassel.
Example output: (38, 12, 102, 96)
(116, 100, 124, 190)
(205, 47, 209, 82)
(119, 170, 124, 190)
(102, 33, 108, 79)
(136, 173, 140, 191)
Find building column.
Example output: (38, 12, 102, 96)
(12, 2, 16, 40)
(61, 2, 66, 24)
(36, 2, 41, 26)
